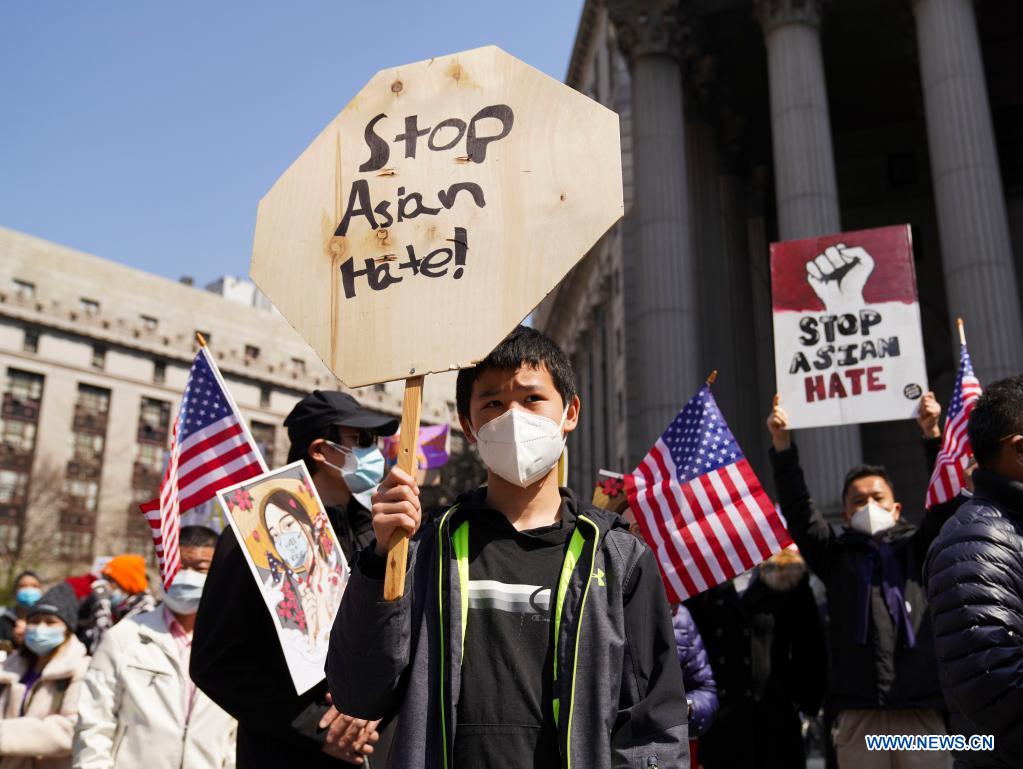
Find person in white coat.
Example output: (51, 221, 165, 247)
(72, 527, 236, 769)
(0, 582, 89, 769)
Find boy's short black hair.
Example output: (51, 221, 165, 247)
(968, 375, 1023, 468)
(456, 326, 577, 420)
(841, 464, 895, 501)
(179, 525, 219, 549)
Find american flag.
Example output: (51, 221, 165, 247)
(625, 385, 792, 603)
(925, 342, 982, 509)
(141, 348, 267, 587)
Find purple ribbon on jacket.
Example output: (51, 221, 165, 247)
(855, 540, 917, 649)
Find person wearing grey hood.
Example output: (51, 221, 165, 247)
(0, 582, 89, 769)
(191, 390, 398, 768)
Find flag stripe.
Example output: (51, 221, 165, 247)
(632, 457, 702, 599)
(649, 445, 718, 589)
(735, 460, 791, 550)
(718, 466, 773, 562)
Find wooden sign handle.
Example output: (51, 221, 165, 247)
(383, 375, 425, 600)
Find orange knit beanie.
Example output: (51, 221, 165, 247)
(102, 554, 148, 594)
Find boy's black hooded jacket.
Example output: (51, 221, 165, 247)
(326, 489, 690, 769)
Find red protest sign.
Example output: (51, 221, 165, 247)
(770, 224, 928, 428)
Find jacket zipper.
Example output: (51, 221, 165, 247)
(563, 514, 600, 769)
(436, 505, 460, 769)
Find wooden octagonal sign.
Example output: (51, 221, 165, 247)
(252, 45, 623, 387)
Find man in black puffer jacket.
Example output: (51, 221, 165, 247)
(925, 376, 1023, 769)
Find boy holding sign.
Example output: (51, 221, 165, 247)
(326, 326, 689, 769)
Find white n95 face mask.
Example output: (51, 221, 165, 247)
(473, 407, 568, 488)
(850, 500, 896, 537)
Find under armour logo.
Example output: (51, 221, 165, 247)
(592, 569, 605, 587)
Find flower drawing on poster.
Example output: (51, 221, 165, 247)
(217, 462, 350, 694)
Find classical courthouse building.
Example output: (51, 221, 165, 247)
(0, 226, 459, 575)
(537, 0, 1023, 514)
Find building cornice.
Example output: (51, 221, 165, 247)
(753, 0, 825, 32)
(608, 0, 691, 60)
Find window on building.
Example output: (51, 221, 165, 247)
(245, 345, 260, 360)
(373, 383, 386, 393)
(11, 279, 35, 300)
(138, 397, 171, 444)
(70, 432, 104, 462)
(91, 345, 106, 370)
(136, 442, 165, 473)
(0, 469, 29, 504)
(6, 369, 44, 403)
(23, 327, 39, 354)
(259, 385, 271, 409)
(3, 370, 44, 426)
(77, 385, 110, 416)
(291, 357, 306, 374)
(1, 420, 37, 452)
(80, 298, 100, 315)
(153, 360, 166, 384)
(140, 315, 159, 332)
(250, 421, 276, 467)
(68, 430, 104, 478)
(66, 478, 99, 512)
(56, 529, 94, 561)
(73, 384, 111, 444)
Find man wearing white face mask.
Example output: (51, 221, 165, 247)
(191, 390, 398, 769)
(73, 526, 236, 769)
(767, 397, 955, 769)
(327, 326, 690, 769)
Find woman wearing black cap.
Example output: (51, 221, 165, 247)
(191, 390, 397, 769)
(0, 582, 90, 769)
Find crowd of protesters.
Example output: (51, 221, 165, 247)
(0, 326, 1019, 769)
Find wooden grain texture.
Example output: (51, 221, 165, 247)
(383, 375, 424, 601)
(251, 45, 623, 388)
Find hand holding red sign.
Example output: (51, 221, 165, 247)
(766, 394, 792, 452)
(770, 224, 928, 429)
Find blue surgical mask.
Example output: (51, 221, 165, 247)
(24, 624, 67, 656)
(109, 588, 127, 609)
(274, 530, 310, 570)
(162, 569, 206, 615)
(15, 587, 42, 607)
(324, 441, 385, 493)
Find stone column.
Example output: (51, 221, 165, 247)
(608, 0, 701, 462)
(756, 0, 861, 514)
(913, 0, 1023, 382)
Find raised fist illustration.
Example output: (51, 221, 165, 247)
(805, 242, 875, 310)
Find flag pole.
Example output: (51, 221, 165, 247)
(956, 317, 966, 347)
(194, 332, 269, 473)
(706, 370, 718, 387)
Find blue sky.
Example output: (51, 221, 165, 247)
(0, 1, 585, 285)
